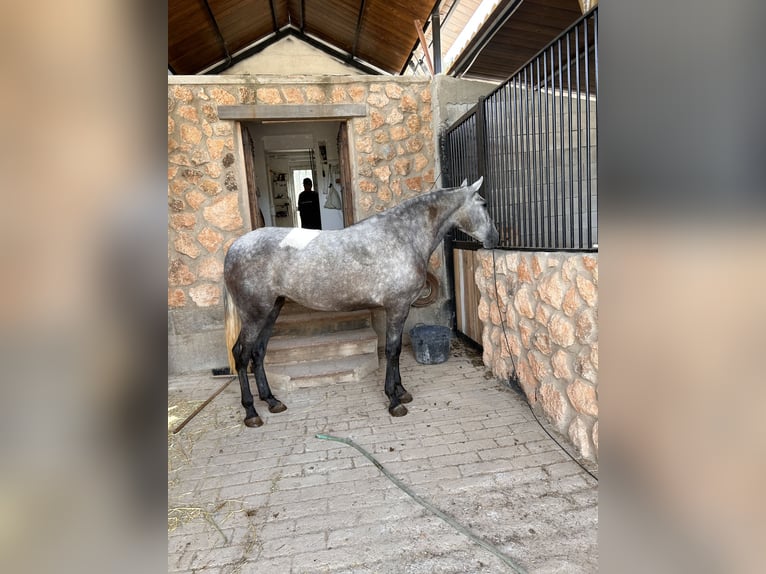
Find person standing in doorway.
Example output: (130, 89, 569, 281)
(297, 177, 322, 229)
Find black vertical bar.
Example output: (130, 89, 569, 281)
(575, 23, 583, 249)
(492, 94, 498, 220)
(432, 10, 442, 74)
(544, 47, 552, 248)
(513, 79, 522, 247)
(594, 9, 599, 98)
(533, 58, 541, 248)
(530, 64, 536, 248)
(584, 15, 592, 249)
(485, 96, 493, 218)
(477, 100, 486, 186)
(497, 92, 504, 240)
(567, 32, 574, 249)
(551, 44, 559, 248)
(558, 38, 566, 248)
(502, 84, 511, 246)
(523, 67, 531, 247)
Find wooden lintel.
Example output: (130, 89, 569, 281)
(217, 104, 368, 121)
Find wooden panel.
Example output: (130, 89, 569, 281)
(453, 248, 483, 344)
(168, 0, 227, 74)
(454, 0, 584, 81)
(241, 125, 264, 229)
(355, 0, 439, 72)
(209, 0, 281, 54)
(337, 123, 355, 227)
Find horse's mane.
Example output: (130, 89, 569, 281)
(359, 185, 468, 224)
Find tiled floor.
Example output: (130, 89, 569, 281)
(168, 340, 597, 573)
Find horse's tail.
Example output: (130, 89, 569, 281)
(223, 284, 241, 373)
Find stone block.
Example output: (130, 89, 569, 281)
(386, 108, 403, 125)
(385, 83, 403, 99)
(529, 350, 551, 380)
(198, 257, 223, 281)
(189, 283, 221, 307)
(549, 313, 575, 347)
(563, 286, 582, 317)
(400, 94, 417, 112)
(370, 110, 385, 129)
(200, 179, 221, 196)
(567, 378, 598, 417)
(517, 256, 532, 283)
(203, 193, 243, 231)
(209, 87, 236, 105)
(575, 308, 597, 344)
(305, 86, 326, 103)
(168, 288, 186, 308)
(576, 275, 597, 307)
(551, 349, 572, 380)
(537, 271, 564, 309)
(173, 232, 200, 259)
(539, 381, 570, 430)
(169, 259, 195, 286)
(568, 417, 594, 461)
(238, 86, 255, 104)
(283, 87, 304, 104)
(197, 227, 223, 253)
(367, 93, 389, 107)
(256, 87, 282, 104)
(513, 286, 535, 319)
(170, 213, 196, 231)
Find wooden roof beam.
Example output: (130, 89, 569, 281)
(269, 0, 279, 32)
(201, 0, 231, 68)
(351, 0, 367, 58)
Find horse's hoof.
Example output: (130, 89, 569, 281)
(398, 391, 413, 404)
(244, 416, 263, 428)
(269, 401, 287, 414)
(389, 404, 408, 417)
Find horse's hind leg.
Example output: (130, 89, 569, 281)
(233, 326, 263, 427)
(252, 297, 287, 414)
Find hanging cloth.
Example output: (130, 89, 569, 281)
(324, 183, 342, 209)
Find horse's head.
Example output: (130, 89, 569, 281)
(454, 177, 499, 249)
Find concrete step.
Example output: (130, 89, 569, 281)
(273, 308, 372, 337)
(265, 327, 378, 366)
(266, 352, 380, 391)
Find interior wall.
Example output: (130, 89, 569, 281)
(221, 36, 365, 76)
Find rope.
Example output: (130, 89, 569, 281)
(315, 433, 527, 573)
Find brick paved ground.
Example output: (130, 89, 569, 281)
(168, 340, 598, 573)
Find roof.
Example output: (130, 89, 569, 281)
(168, 0, 588, 81)
(168, 0, 440, 75)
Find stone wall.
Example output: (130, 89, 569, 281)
(168, 76, 444, 374)
(473, 250, 598, 462)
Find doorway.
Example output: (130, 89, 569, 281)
(240, 120, 351, 231)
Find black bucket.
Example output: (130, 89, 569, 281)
(410, 324, 451, 364)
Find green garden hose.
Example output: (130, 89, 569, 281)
(315, 433, 527, 573)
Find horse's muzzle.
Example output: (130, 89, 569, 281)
(483, 228, 499, 249)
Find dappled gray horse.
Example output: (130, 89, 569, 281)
(223, 178, 499, 427)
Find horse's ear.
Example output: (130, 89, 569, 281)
(468, 177, 483, 193)
(460, 178, 468, 188)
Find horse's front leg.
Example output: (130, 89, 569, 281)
(384, 308, 410, 417)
